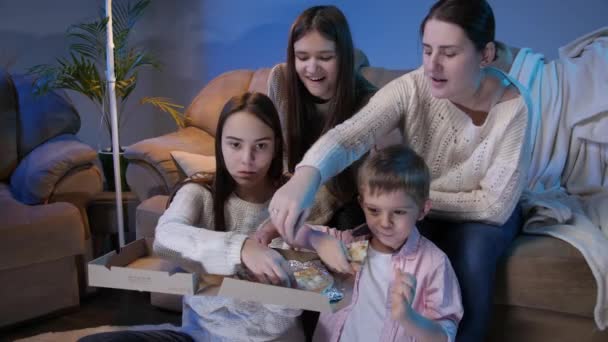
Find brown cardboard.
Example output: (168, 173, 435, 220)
(88, 238, 352, 312)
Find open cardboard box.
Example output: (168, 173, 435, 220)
(88, 238, 352, 312)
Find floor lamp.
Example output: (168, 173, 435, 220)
(105, 0, 126, 247)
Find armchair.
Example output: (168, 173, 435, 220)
(0, 69, 103, 327)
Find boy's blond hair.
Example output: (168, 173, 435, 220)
(357, 145, 430, 207)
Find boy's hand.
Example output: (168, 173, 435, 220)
(390, 269, 417, 322)
(310, 232, 354, 275)
(255, 220, 281, 246)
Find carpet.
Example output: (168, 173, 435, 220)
(14, 323, 179, 342)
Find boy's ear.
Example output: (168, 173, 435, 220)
(417, 199, 432, 221)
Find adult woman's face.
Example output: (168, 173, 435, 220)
(294, 30, 338, 101)
(422, 19, 485, 103)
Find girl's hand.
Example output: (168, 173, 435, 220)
(254, 220, 281, 246)
(309, 232, 354, 275)
(390, 269, 417, 323)
(241, 238, 295, 287)
(268, 166, 321, 244)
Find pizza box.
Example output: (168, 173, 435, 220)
(88, 238, 353, 313)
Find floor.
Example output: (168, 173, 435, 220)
(1, 288, 181, 341)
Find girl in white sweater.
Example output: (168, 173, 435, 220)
(80, 93, 304, 342)
(268, 1, 531, 341)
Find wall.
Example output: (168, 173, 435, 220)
(1, 0, 607, 148)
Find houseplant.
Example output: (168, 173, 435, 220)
(27, 0, 185, 190)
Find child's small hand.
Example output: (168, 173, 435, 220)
(390, 269, 417, 322)
(310, 233, 354, 275)
(254, 219, 281, 246)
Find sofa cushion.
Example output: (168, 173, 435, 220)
(0, 69, 18, 181)
(495, 234, 596, 317)
(170, 150, 216, 178)
(247, 68, 272, 94)
(136, 195, 169, 240)
(125, 127, 215, 195)
(361, 66, 409, 89)
(186, 69, 257, 137)
(10, 134, 98, 205)
(0, 184, 85, 271)
(12, 75, 80, 159)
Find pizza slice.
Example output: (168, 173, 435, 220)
(293, 266, 334, 293)
(346, 240, 369, 263)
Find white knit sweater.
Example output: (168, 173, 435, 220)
(299, 67, 530, 225)
(154, 182, 268, 275)
(153, 183, 304, 342)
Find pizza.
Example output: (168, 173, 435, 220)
(293, 265, 334, 293)
(346, 240, 369, 263)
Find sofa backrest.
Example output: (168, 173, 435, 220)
(185, 65, 409, 138)
(12, 75, 81, 159)
(0, 70, 81, 182)
(0, 69, 19, 181)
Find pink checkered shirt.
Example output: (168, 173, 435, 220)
(312, 227, 463, 342)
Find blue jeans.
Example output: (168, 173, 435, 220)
(419, 206, 522, 342)
(78, 330, 194, 342)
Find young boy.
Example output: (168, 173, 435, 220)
(294, 145, 463, 342)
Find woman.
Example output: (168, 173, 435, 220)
(267, 5, 390, 229)
(268, 1, 531, 341)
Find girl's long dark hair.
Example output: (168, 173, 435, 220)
(169, 92, 284, 231)
(286, 5, 376, 202)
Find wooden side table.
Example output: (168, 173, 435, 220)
(87, 191, 140, 257)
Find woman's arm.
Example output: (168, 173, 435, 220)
(269, 73, 418, 241)
(298, 75, 413, 184)
(153, 183, 248, 275)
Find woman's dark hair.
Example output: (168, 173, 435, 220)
(169, 92, 284, 231)
(286, 5, 376, 202)
(420, 0, 496, 56)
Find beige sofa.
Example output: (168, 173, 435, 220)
(125, 60, 607, 340)
(0, 69, 103, 328)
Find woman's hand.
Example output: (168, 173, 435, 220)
(268, 166, 321, 244)
(254, 220, 281, 246)
(390, 269, 417, 323)
(241, 238, 295, 287)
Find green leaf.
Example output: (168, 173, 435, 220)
(140, 96, 188, 128)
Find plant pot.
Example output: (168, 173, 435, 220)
(98, 149, 130, 192)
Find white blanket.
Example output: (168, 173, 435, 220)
(510, 27, 608, 329)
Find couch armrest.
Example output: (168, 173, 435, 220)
(124, 127, 214, 201)
(10, 134, 98, 205)
(136, 195, 169, 240)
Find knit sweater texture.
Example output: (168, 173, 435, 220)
(299, 67, 531, 225)
(153, 183, 303, 341)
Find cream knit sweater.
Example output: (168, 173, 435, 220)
(153, 183, 304, 341)
(154, 182, 268, 275)
(299, 67, 531, 225)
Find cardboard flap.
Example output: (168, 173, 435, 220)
(108, 239, 148, 268)
(88, 239, 353, 312)
(218, 277, 333, 312)
(88, 239, 198, 295)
